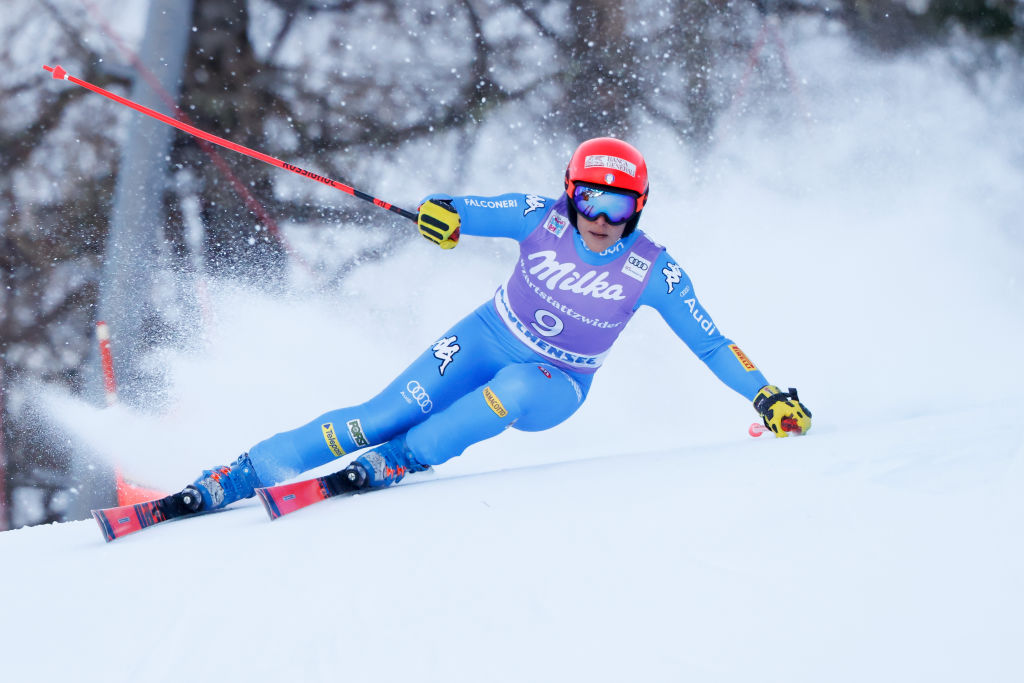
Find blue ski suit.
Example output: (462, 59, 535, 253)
(248, 193, 769, 484)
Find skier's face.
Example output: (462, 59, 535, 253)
(577, 213, 626, 253)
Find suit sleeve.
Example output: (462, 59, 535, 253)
(637, 251, 769, 401)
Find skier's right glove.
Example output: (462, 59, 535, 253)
(753, 385, 812, 437)
(417, 197, 461, 249)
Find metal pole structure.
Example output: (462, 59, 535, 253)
(71, 0, 195, 519)
(98, 0, 194, 402)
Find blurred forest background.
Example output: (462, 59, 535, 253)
(1, 0, 1022, 528)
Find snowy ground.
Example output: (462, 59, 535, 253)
(3, 18, 1023, 683)
(1, 408, 1022, 682)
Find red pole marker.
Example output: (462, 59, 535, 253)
(94, 320, 164, 504)
(96, 321, 117, 406)
(43, 64, 417, 223)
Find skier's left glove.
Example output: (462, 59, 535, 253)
(753, 385, 812, 437)
(417, 196, 461, 249)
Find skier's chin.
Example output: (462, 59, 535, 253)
(585, 232, 613, 251)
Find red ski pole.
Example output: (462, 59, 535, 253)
(749, 422, 769, 437)
(749, 418, 803, 437)
(43, 64, 418, 223)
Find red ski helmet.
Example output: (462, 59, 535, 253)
(565, 138, 648, 209)
(564, 137, 649, 236)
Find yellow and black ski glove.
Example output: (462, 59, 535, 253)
(753, 385, 812, 437)
(418, 198, 461, 249)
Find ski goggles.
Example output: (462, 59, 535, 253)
(571, 184, 638, 225)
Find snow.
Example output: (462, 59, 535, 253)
(3, 14, 1024, 683)
(2, 411, 1022, 682)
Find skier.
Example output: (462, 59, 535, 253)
(180, 137, 812, 512)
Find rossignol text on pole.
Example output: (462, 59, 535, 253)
(43, 64, 418, 223)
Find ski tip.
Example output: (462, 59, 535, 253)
(255, 488, 281, 521)
(91, 509, 116, 543)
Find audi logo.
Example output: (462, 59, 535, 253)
(406, 381, 433, 413)
(628, 256, 649, 270)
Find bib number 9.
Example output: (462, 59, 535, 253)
(531, 309, 564, 337)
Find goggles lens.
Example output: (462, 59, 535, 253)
(572, 185, 637, 225)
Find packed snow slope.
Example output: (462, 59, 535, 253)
(2, 413, 1022, 683)
(3, 21, 1024, 683)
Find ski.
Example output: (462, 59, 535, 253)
(91, 489, 203, 543)
(255, 469, 363, 521)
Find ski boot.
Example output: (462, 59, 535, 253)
(341, 436, 429, 489)
(181, 453, 264, 512)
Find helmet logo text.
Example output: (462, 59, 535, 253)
(584, 154, 636, 177)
